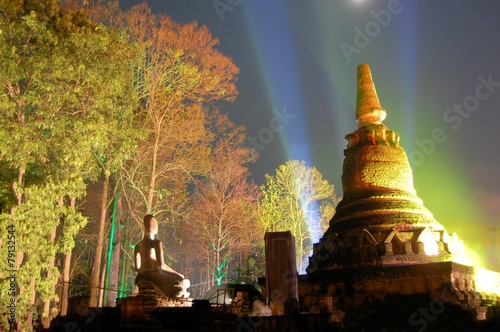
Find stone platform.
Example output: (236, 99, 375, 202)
(299, 261, 500, 330)
(48, 300, 332, 331)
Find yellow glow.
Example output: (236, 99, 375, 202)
(444, 232, 472, 266)
(474, 267, 500, 296)
(419, 230, 439, 256)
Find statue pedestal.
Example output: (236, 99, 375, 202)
(136, 270, 186, 298)
(117, 296, 144, 319)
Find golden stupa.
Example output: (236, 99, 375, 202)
(309, 64, 466, 271)
(299, 64, 500, 326)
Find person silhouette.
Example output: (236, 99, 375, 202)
(134, 214, 190, 298)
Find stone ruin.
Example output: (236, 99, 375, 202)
(299, 64, 500, 329)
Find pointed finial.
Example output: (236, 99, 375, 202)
(356, 64, 386, 126)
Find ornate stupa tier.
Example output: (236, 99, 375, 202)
(331, 127, 444, 232)
(342, 133, 413, 197)
(330, 191, 439, 232)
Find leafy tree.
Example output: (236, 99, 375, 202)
(187, 111, 261, 291)
(0, 0, 140, 326)
(82, 0, 239, 213)
(232, 247, 266, 290)
(0, 6, 86, 328)
(82, 27, 142, 309)
(258, 160, 337, 272)
(79, 1, 241, 298)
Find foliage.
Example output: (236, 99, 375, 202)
(258, 160, 337, 272)
(0, 1, 259, 325)
(77, 0, 239, 230)
(120, 2, 239, 218)
(186, 111, 261, 293)
(78, 0, 245, 302)
(0, 0, 140, 327)
(232, 249, 266, 290)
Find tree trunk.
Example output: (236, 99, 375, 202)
(14, 165, 25, 206)
(60, 196, 76, 315)
(27, 277, 36, 331)
(119, 229, 130, 298)
(12, 166, 30, 328)
(41, 234, 56, 326)
(42, 196, 61, 328)
(98, 263, 106, 307)
(60, 252, 72, 315)
(146, 130, 160, 211)
(121, 246, 132, 296)
(105, 196, 122, 306)
(90, 173, 110, 306)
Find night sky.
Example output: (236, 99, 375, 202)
(121, 0, 500, 268)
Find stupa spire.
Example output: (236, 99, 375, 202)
(356, 64, 386, 126)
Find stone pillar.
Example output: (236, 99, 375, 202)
(264, 231, 299, 315)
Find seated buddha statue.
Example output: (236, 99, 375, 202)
(134, 214, 190, 299)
